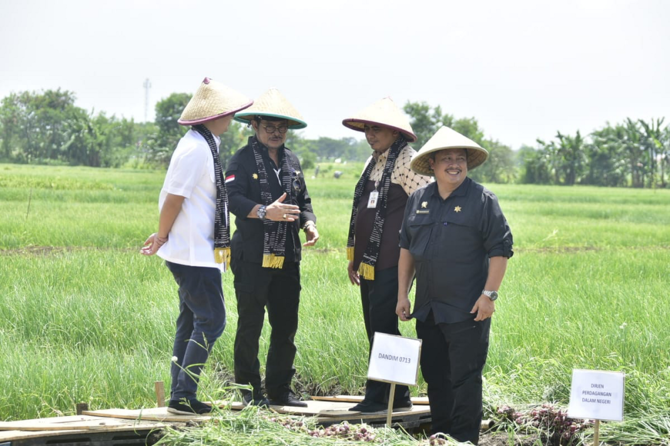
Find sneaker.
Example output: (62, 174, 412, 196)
(242, 391, 270, 407)
(268, 391, 308, 408)
(167, 399, 212, 415)
(348, 400, 388, 414)
(392, 399, 413, 411)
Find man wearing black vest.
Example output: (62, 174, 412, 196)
(225, 88, 318, 407)
(342, 97, 431, 414)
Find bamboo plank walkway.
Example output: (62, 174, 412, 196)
(0, 396, 432, 445)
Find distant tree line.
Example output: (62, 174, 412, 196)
(519, 118, 669, 188)
(403, 101, 517, 184)
(0, 89, 667, 188)
(142, 92, 373, 170)
(0, 89, 148, 168)
(0, 89, 371, 171)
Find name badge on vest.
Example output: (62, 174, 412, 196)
(367, 191, 379, 208)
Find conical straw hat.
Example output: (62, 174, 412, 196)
(342, 97, 417, 142)
(410, 126, 489, 175)
(234, 88, 307, 129)
(178, 77, 253, 125)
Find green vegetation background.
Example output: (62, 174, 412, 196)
(2, 89, 669, 190)
(1, 163, 669, 443)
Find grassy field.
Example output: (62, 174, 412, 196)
(1, 163, 669, 444)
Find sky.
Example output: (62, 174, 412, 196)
(1, 0, 669, 149)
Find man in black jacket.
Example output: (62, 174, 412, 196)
(225, 88, 318, 407)
(397, 126, 513, 444)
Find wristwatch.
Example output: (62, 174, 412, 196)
(256, 205, 267, 220)
(483, 290, 499, 301)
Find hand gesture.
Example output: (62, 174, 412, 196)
(265, 193, 300, 222)
(140, 233, 167, 256)
(396, 295, 412, 322)
(303, 224, 320, 247)
(471, 294, 495, 321)
(347, 261, 360, 286)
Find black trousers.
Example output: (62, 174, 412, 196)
(359, 267, 411, 404)
(231, 259, 301, 398)
(416, 314, 490, 445)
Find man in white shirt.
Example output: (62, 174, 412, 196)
(141, 78, 252, 415)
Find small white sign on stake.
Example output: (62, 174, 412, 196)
(368, 332, 422, 386)
(366, 332, 422, 427)
(568, 369, 625, 422)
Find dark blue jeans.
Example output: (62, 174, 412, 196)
(416, 314, 490, 445)
(166, 261, 226, 401)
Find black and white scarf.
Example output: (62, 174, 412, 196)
(192, 124, 231, 267)
(250, 136, 294, 269)
(346, 135, 407, 280)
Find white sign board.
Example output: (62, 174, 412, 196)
(367, 332, 422, 386)
(568, 369, 625, 421)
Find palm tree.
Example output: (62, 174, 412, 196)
(622, 119, 644, 188)
(638, 118, 666, 188)
(589, 124, 628, 187)
(661, 126, 670, 187)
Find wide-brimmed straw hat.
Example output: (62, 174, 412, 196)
(342, 97, 417, 142)
(178, 77, 253, 126)
(234, 88, 307, 129)
(410, 126, 489, 175)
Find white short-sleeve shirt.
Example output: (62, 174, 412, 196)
(157, 129, 223, 270)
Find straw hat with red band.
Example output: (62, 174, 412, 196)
(342, 97, 417, 142)
(410, 126, 489, 176)
(234, 88, 307, 129)
(178, 77, 253, 126)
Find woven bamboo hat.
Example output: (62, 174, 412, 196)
(411, 126, 489, 176)
(234, 88, 307, 129)
(342, 97, 417, 142)
(178, 77, 253, 126)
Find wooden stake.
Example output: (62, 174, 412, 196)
(76, 403, 89, 415)
(386, 383, 396, 428)
(25, 188, 33, 221)
(593, 419, 600, 446)
(155, 381, 166, 407)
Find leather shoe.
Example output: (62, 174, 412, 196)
(167, 399, 212, 415)
(242, 391, 270, 407)
(393, 399, 413, 411)
(348, 400, 387, 414)
(268, 391, 308, 407)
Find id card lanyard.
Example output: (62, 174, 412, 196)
(367, 180, 380, 209)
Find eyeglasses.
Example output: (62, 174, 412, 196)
(262, 124, 289, 134)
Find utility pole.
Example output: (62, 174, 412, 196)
(143, 78, 151, 122)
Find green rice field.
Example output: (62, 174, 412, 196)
(1, 163, 669, 444)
